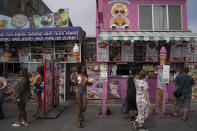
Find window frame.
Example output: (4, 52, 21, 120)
(0, 0, 7, 7)
(138, 4, 183, 31)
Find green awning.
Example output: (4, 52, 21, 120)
(99, 31, 197, 41)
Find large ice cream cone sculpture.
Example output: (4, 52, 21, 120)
(72, 44, 80, 61)
(159, 46, 167, 65)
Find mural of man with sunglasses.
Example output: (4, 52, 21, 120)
(110, 3, 130, 29)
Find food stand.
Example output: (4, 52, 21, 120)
(94, 0, 197, 105)
(0, 10, 85, 111)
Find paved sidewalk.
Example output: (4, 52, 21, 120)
(0, 100, 197, 131)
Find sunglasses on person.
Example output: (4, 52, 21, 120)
(114, 10, 125, 14)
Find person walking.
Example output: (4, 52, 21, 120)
(171, 67, 195, 121)
(12, 69, 31, 127)
(74, 64, 90, 128)
(0, 76, 7, 120)
(133, 69, 150, 131)
(126, 71, 137, 121)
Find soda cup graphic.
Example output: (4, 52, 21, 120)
(33, 15, 40, 27)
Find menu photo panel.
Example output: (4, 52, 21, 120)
(183, 41, 195, 62)
(170, 41, 183, 62)
(146, 41, 158, 62)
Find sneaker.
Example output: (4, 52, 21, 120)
(133, 121, 139, 130)
(130, 116, 136, 121)
(21, 121, 29, 126)
(12, 123, 21, 127)
(137, 126, 148, 131)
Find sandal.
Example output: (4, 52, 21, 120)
(80, 115, 84, 121)
(170, 113, 178, 117)
(77, 121, 85, 128)
(182, 117, 188, 121)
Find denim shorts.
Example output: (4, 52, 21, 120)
(176, 96, 191, 109)
(33, 86, 42, 94)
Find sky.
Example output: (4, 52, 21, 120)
(43, 0, 197, 37)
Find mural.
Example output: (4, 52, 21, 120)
(110, 3, 130, 29)
(0, 8, 69, 29)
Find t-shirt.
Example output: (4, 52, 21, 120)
(15, 77, 31, 103)
(175, 74, 195, 97)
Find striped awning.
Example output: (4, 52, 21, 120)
(99, 31, 197, 41)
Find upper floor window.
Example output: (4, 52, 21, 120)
(0, 0, 7, 6)
(139, 4, 182, 30)
(39, 4, 44, 15)
(19, 0, 25, 12)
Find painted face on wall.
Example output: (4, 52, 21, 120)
(110, 3, 130, 29)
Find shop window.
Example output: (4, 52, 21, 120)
(85, 41, 96, 63)
(134, 41, 146, 61)
(153, 5, 167, 30)
(168, 5, 182, 30)
(0, 0, 7, 6)
(139, 5, 152, 30)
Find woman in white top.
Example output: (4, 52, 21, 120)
(133, 69, 151, 131)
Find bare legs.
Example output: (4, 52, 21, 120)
(34, 93, 42, 114)
(75, 92, 87, 127)
(16, 103, 28, 124)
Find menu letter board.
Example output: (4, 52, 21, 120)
(97, 41, 109, 62)
(121, 42, 134, 61)
(146, 42, 158, 62)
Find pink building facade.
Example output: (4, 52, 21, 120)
(97, 0, 187, 33)
(87, 0, 197, 104)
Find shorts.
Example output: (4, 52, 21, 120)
(33, 86, 42, 94)
(176, 96, 191, 109)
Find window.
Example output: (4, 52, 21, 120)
(0, 0, 7, 6)
(168, 5, 182, 30)
(39, 4, 44, 15)
(139, 4, 182, 30)
(19, 0, 25, 12)
(139, 5, 152, 30)
(153, 5, 167, 30)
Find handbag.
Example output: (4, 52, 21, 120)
(121, 101, 129, 114)
(173, 76, 188, 97)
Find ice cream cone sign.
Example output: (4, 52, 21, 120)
(159, 46, 167, 66)
(72, 44, 80, 61)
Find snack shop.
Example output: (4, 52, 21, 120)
(87, 0, 197, 104)
(0, 9, 85, 105)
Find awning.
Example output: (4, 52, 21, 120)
(0, 27, 85, 42)
(99, 31, 197, 41)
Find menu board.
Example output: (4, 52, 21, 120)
(86, 63, 100, 78)
(134, 41, 146, 61)
(190, 64, 197, 96)
(183, 41, 195, 62)
(121, 41, 134, 61)
(97, 41, 109, 62)
(108, 81, 120, 98)
(170, 41, 183, 62)
(87, 79, 103, 99)
(146, 42, 158, 62)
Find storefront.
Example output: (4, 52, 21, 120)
(0, 10, 85, 103)
(93, 0, 197, 104)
